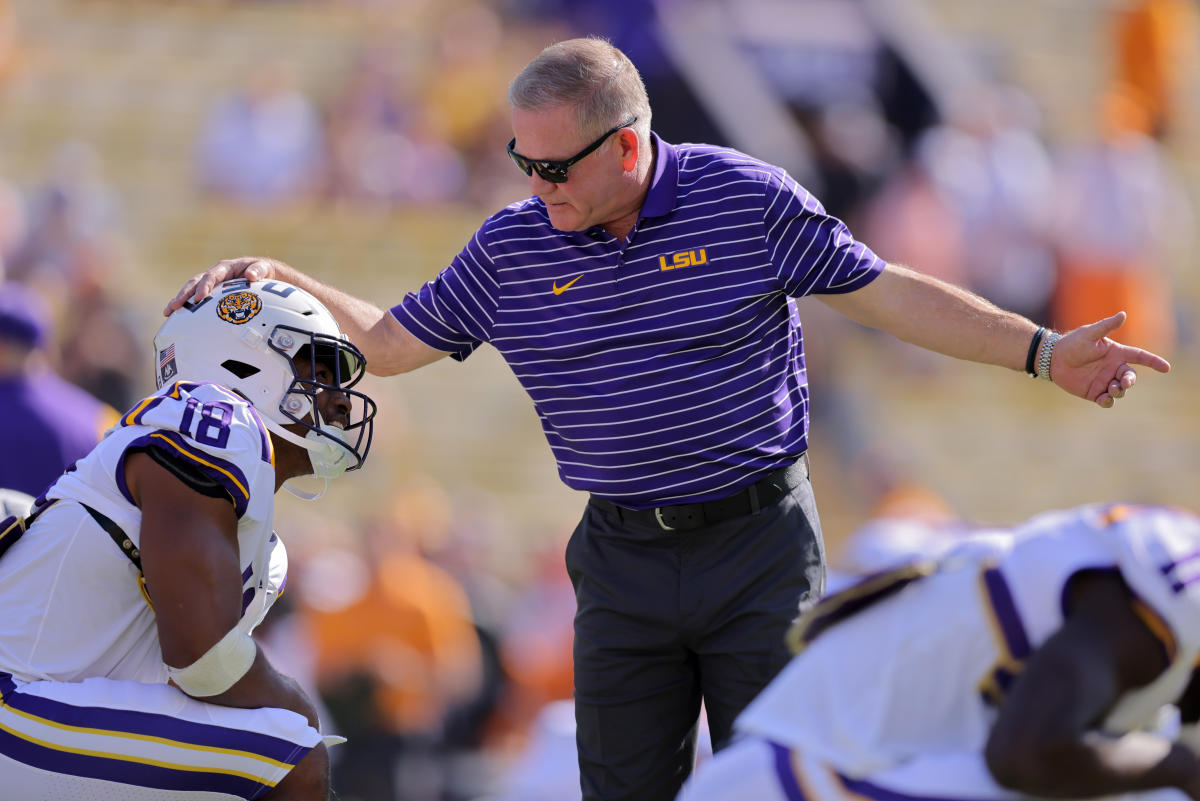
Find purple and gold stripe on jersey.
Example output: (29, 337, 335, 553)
(770, 741, 810, 801)
(0, 674, 308, 799)
(122, 381, 209, 426)
(115, 431, 252, 518)
(391, 134, 884, 508)
(834, 772, 983, 801)
(123, 381, 273, 466)
(977, 565, 1032, 705)
(121, 395, 168, 428)
(769, 743, 998, 801)
(787, 560, 938, 653)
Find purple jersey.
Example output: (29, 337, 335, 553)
(392, 135, 883, 507)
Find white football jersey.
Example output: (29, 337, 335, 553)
(735, 503, 1200, 775)
(0, 381, 285, 685)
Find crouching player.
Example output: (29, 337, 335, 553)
(678, 503, 1200, 801)
(0, 279, 376, 800)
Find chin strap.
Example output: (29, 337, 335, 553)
(283, 478, 330, 501)
(264, 417, 354, 482)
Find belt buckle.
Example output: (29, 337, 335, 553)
(653, 507, 675, 530)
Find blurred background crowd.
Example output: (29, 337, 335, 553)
(0, 0, 1197, 799)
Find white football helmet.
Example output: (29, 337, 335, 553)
(153, 278, 375, 479)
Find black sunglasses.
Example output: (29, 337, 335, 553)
(506, 116, 638, 183)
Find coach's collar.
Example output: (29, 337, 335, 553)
(640, 132, 677, 219)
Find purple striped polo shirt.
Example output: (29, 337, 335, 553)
(391, 134, 884, 508)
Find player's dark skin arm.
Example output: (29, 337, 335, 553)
(985, 571, 1200, 799)
(128, 453, 330, 801)
(128, 369, 348, 801)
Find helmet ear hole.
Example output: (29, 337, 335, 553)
(221, 360, 261, 380)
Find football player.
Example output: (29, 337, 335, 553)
(677, 503, 1200, 801)
(0, 278, 376, 801)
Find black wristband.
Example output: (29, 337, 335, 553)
(1025, 326, 1046, 377)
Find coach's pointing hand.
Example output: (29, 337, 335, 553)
(1050, 312, 1171, 409)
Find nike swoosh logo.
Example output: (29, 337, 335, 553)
(553, 274, 584, 295)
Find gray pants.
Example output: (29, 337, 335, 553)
(567, 472, 824, 801)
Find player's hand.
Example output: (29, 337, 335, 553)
(1049, 312, 1170, 408)
(163, 257, 281, 316)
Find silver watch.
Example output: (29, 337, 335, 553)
(1037, 332, 1061, 381)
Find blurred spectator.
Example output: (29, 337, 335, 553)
(485, 540, 575, 754)
(55, 243, 145, 412)
(421, 4, 512, 154)
(6, 141, 123, 288)
(0, 282, 118, 497)
(327, 45, 468, 207)
(826, 481, 967, 593)
(0, 143, 141, 412)
(915, 84, 1057, 323)
(0, 0, 19, 88)
(856, 151, 966, 289)
(808, 98, 902, 225)
(195, 60, 327, 208)
(0, 176, 26, 278)
(297, 498, 484, 801)
(1050, 86, 1191, 356)
(1110, 0, 1199, 140)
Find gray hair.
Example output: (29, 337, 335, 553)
(508, 37, 652, 142)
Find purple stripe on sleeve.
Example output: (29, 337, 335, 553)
(124, 431, 251, 518)
(1161, 550, 1200, 574)
(982, 567, 1032, 659)
(768, 741, 807, 801)
(1160, 548, 1200, 593)
(121, 395, 166, 428)
(242, 587, 256, 615)
(114, 448, 137, 507)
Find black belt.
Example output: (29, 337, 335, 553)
(591, 454, 810, 531)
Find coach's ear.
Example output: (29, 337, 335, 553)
(618, 127, 639, 173)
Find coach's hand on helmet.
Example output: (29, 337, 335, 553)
(165, 257, 287, 316)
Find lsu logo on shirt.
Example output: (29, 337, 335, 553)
(658, 249, 707, 271)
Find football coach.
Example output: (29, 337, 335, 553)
(167, 36, 1171, 801)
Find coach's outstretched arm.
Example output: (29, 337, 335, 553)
(819, 263, 1171, 408)
(984, 571, 1200, 799)
(165, 257, 447, 376)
